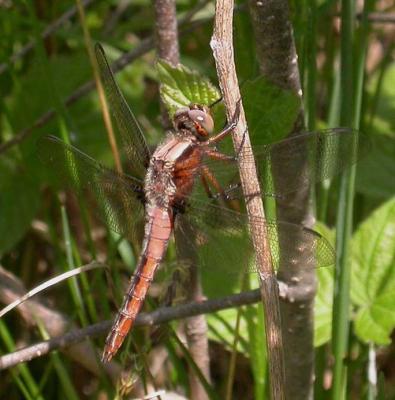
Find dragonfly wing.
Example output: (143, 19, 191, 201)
(95, 44, 151, 179)
(175, 199, 335, 276)
(200, 128, 371, 198)
(256, 128, 371, 196)
(37, 135, 145, 242)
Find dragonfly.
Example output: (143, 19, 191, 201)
(38, 44, 369, 362)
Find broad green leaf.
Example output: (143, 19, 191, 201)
(351, 197, 395, 344)
(0, 157, 40, 254)
(357, 64, 395, 198)
(314, 223, 335, 346)
(157, 60, 220, 117)
(314, 266, 334, 346)
(242, 76, 300, 145)
(245, 301, 267, 399)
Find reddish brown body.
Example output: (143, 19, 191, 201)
(102, 112, 216, 362)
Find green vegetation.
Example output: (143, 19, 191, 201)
(0, 1, 394, 399)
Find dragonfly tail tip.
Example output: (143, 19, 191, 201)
(101, 351, 113, 364)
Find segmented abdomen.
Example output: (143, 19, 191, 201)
(102, 206, 173, 362)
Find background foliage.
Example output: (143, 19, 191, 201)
(0, 0, 395, 399)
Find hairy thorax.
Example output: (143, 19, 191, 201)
(144, 133, 203, 209)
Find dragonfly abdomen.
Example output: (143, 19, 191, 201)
(102, 207, 173, 362)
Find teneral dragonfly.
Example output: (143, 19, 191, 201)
(38, 44, 369, 362)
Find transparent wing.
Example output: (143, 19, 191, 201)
(174, 199, 335, 277)
(37, 135, 145, 242)
(199, 128, 371, 200)
(172, 129, 368, 279)
(95, 43, 151, 179)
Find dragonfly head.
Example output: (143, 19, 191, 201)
(173, 104, 214, 140)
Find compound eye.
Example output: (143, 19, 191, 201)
(188, 109, 214, 135)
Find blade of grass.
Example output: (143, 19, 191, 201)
(71, 241, 99, 323)
(225, 301, 243, 400)
(331, 0, 355, 393)
(36, 321, 80, 400)
(331, 0, 372, 398)
(0, 320, 45, 400)
(172, 332, 220, 400)
(75, 0, 122, 173)
(245, 302, 267, 399)
(0, 262, 104, 318)
(60, 205, 89, 326)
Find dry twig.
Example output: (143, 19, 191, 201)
(210, 1, 285, 399)
(0, 286, 260, 370)
(0, 265, 121, 381)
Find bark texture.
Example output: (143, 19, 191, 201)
(175, 221, 211, 400)
(154, 0, 180, 128)
(248, 1, 316, 399)
(211, 1, 286, 398)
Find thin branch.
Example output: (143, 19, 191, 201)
(154, 0, 180, 128)
(0, 265, 121, 380)
(0, 14, 212, 156)
(210, 1, 285, 399)
(0, 262, 105, 318)
(0, 0, 95, 75)
(154, 0, 180, 65)
(0, 288, 261, 370)
(364, 12, 395, 23)
(175, 223, 212, 400)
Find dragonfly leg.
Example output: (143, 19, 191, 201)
(206, 99, 241, 145)
(201, 165, 240, 211)
(205, 148, 235, 162)
(200, 172, 214, 198)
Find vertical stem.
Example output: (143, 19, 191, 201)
(153, 1, 211, 398)
(153, 0, 180, 65)
(332, 0, 373, 398)
(331, 0, 354, 398)
(75, 0, 122, 173)
(153, 0, 180, 128)
(211, 1, 285, 399)
(248, 1, 316, 399)
(305, 0, 317, 132)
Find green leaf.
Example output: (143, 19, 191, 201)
(314, 223, 335, 346)
(358, 64, 395, 198)
(0, 157, 40, 254)
(207, 308, 250, 353)
(314, 266, 334, 346)
(351, 197, 395, 344)
(245, 302, 267, 399)
(157, 60, 220, 117)
(242, 76, 300, 145)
